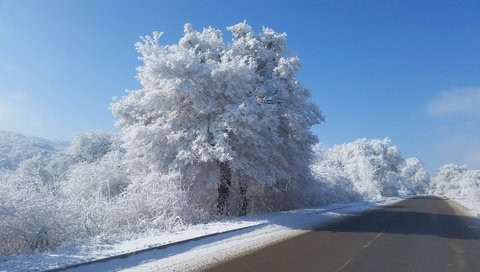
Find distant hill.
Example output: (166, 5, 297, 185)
(0, 130, 66, 170)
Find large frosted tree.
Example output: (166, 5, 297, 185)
(112, 22, 323, 215)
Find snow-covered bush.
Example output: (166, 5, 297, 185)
(0, 160, 78, 255)
(66, 132, 114, 163)
(311, 169, 363, 203)
(59, 150, 131, 238)
(429, 164, 480, 201)
(62, 150, 128, 201)
(310, 145, 362, 202)
(0, 132, 132, 255)
(112, 22, 323, 219)
(312, 138, 428, 200)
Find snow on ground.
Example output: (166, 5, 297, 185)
(0, 197, 406, 272)
(0, 221, 263, 272)
(446, 197, 480, 216)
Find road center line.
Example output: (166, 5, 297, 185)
(334, 258, 352, 272)
(363, 232, 383, 248)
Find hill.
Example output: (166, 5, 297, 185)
(0, 130, 66, 170)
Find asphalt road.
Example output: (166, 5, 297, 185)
(202, 196, 480, 272)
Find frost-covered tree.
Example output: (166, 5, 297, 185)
(429, 164, 480, 201)
(67, 132, 115, 163)
(310, 145, 363, 203)
(400, 158, 430, 194)
(312, 138, 428, 200)
(112, 22, 323, 216)
(41, 131, 119, 184)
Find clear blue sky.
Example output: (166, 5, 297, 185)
(1, 0, 479, 171)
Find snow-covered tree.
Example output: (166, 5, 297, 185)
(429, 164, 480, 201)
(40, 131, 120, 184)
(312, 138, 428, 200)
(400, 158, 430, 194)
(112, 22, 323, 216)
(67, 132, 115, 163)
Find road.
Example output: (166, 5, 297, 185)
(202, 196, 480, 272)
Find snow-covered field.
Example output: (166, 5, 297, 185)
(0, 197, 405, 272)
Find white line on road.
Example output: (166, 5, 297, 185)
(363, 232, 383, 248)
(334, 258, 352, 272)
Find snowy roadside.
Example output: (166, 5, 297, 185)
(446, 197, 480, 216)
(0, 221, 264, 272)
(0, 197, 405, 272)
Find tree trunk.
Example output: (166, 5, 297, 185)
(217, 161, 231, 215)
(239, 181, 248, 216)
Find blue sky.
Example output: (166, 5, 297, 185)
(1, 0, 479, 171)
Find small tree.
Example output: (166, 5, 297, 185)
(400, 158, 430, 194)
(112, 22, 323, 216)
(67, 132, 115, 163)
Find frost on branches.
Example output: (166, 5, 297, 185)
(401, 158, 430, 194)
(0, 132, 131, 255)
(429, 164, 480, 202)
(312, 138, 430, 200)
(112, 22, 324, 216)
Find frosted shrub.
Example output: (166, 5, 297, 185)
(67, 132, 114, 163)
(312, 168, 363, 203)
(429, 164, 480, 201)
(124, 172, 205, 230)
(60, 151, 130, 237)
(0, 161, 78, 255)
(0, 132, 134, 255)
(62, 151, 128, 201)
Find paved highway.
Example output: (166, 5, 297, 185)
(203, 196, 480, 272)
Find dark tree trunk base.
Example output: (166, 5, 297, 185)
(217, 161, 231, 215)
(239, 182, 248, 216)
